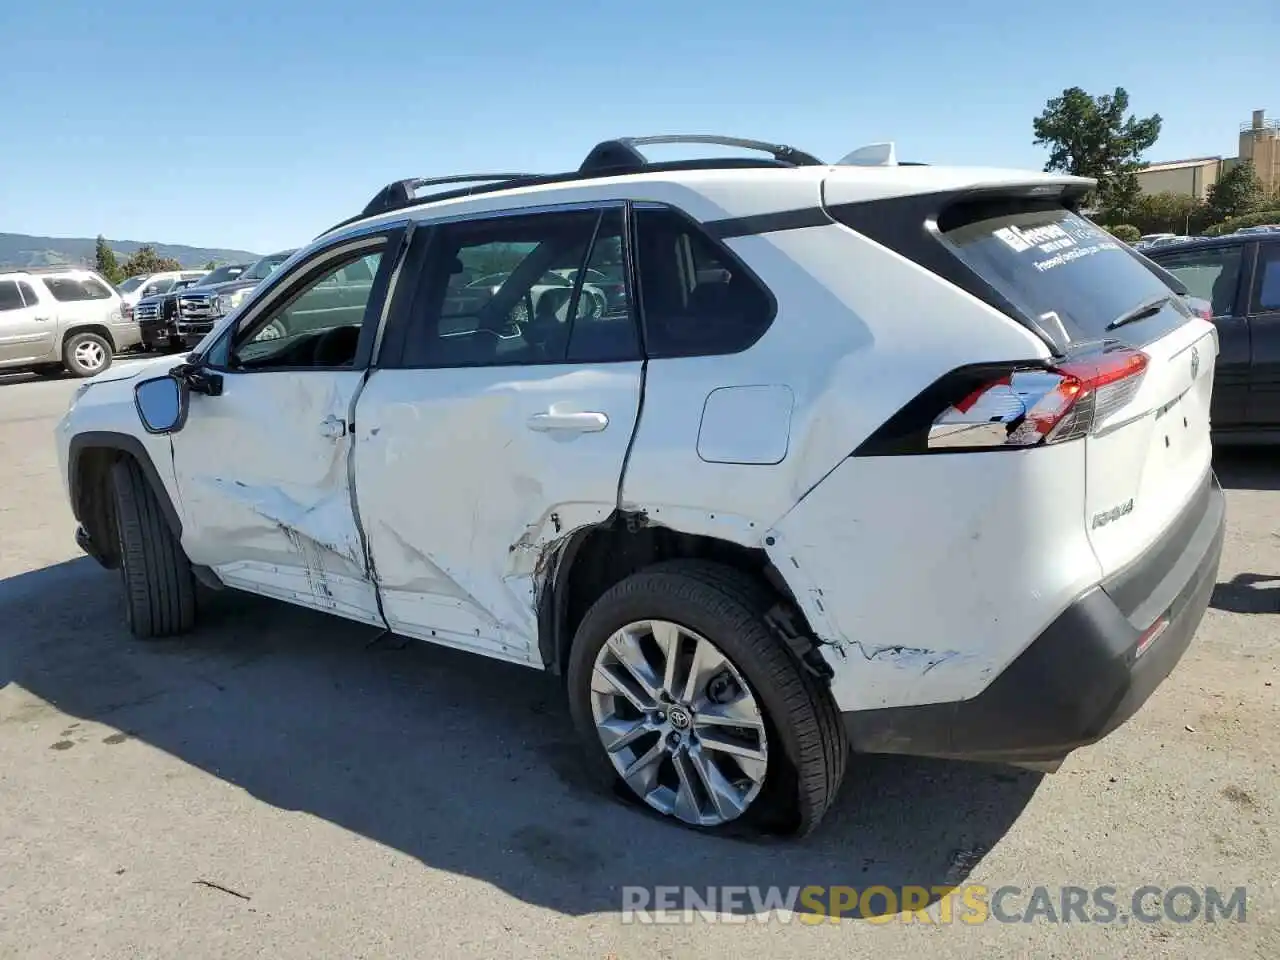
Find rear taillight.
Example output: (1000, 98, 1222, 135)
(122, 302, 134, 320)
(928, 346, 1148, 450)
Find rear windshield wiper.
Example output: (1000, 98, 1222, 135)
(1106, 294, 1172, 331)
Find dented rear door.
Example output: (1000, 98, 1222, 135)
(351, 205, 642, 665)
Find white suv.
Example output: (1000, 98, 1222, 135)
(117, 270, 209, 317)
(55, 136, 1226, 836)
(1, 267, 135, 377)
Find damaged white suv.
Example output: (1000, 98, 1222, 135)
(57, 136, 1225, 836)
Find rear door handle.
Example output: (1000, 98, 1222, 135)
(526, 411, 609, 433)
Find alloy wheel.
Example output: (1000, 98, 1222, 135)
(589, 619, 769, 827)
(75, 340, 107, 372)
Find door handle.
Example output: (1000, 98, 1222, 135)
(319, 414, 348, 439)
(526, 411, 609, 433)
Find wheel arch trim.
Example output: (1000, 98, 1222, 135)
(68, 431, 181, 538)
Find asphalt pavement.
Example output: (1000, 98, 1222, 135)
(0, 368, 1276, 958)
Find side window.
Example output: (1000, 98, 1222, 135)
(0, 281, 23, 312)
(18, 281, 40, 306)
(1156, 246, 1243, 317)
(632, 206, 774, 358)
(404, 207, 637, 367)
(229, 247, 384, 371)
(42, 276, 115, 302)
(1252, 245, 1280, 312)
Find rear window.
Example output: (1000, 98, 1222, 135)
(941, 205, 1191, 345)
(43, 276, 115, 302)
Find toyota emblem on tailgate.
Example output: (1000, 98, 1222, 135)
(1190, 346, 1200, 380)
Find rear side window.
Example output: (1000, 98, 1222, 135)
(940, 205, 1190, 345)
(1253, 245, 1280, 312)
(0, 281, 23, 312)
(1150, 245, 1243, 317)
(43, 276, 114, 302)
(633, 206, 774, 357)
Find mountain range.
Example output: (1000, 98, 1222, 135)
(0, 232, 259, 271)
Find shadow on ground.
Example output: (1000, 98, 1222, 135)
(0, 557, 1041, 919)
(1214, 447, 1280, 492)
(0, 371, 49, 387)
(1212, 573, 1280, 614)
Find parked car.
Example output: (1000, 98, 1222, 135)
(174, 251, 295, 348)
(136, 264, 250, 352)
(117, 270, 209, 320)
(0, 267, 138, 377)
(1134, 234, 1193, 252)
(463, 270, 609, 327)
(57, 135, 1224, 836)
(1146, 231, 1280, 442)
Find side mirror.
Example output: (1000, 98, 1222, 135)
(133, 375, 189, 434)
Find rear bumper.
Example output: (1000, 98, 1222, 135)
(842, 470, 1225, 765)
(109, 321, 143, 352)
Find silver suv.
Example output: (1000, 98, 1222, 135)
(0, 267, 135, 377)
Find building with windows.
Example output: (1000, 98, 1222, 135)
(1136, 109, 1278, 198)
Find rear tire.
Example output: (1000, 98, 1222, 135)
(566, 560, 848, 836)
(63, 331, 112, 378)
(110, 458, 197, 639)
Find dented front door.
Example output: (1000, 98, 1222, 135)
(165, 232, 398, 624)
(170, 369, 381, 624)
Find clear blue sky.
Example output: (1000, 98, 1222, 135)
(1, 0, 1273, 254)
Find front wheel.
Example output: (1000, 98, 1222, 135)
(110, 458, 197, 638)
(566, 560, 848, 836)
(63, 331, 112, 377)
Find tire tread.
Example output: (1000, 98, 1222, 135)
(110, 457, 196, 638)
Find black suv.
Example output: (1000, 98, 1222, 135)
(136, 265, 249, 352)
(174, 250, 295, 347)
(1148, 232, 1280, 442)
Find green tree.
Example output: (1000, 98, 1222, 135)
(1107, 224, 1141, 243)
(204, 260, 217, 270)
(1125, 191, 1207, 236)
(1204, 160, 1264, 224)
(94, 235, 122, 284)
(1204, 207, 1280, 236)
(118, 245, 183, 278)
(1033, 86, 1162, 217)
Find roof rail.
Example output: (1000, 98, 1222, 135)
(360, 173, 540, 219)
(579, 135, 824, 173)
(318, 135, 830, 238)
(12, 264, 91, 274)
